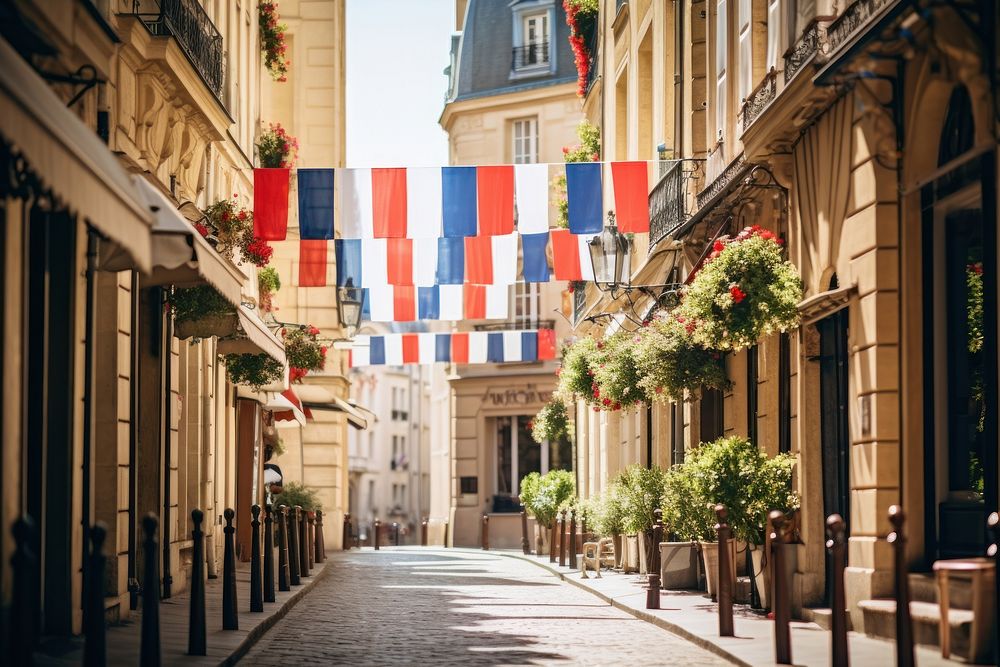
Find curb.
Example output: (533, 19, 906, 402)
(220, 560, 333, 666)
(449, 548, 751, 667)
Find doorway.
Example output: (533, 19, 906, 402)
(818, 306, 850, 604)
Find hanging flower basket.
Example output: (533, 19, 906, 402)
(258, 267, 281, 313)
(677, 226, 803, 351)
(204, 198, 252, 257)
(634, 313, 730, 402)
(283, 325, 326, 373)
(224, 353, 284, 391)
(563, 0, 599, 97)
(240, 230, 274, 267)
(258, 2, 290, 82)
(591, 331, 646, 411)
(556, 337, 604, 402)
(170, 286, 238, 339)
(531, 398, 573, 444)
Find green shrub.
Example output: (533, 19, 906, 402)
(589, 488, 626, 536)
(170, 285, 234, 322)
(613, 464, 668, 534)
(522, 469, 575, 528)
(272, 481, 322, 511)
(662, 464, 715, 541)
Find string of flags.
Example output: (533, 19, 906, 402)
(252, 161, 658, 290)
(349, 329, 557, 367)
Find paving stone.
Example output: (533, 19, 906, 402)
(240, 549, 726, 666)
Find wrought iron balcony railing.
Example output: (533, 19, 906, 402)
(784, 20, 823, 84)
(739, 68, 777, 132)
(583, 26, 599, 95)
(511, 43, 550, 70)
(824, 0, 897, 59)
(649, 160, 702, 248)
(572, 285, 588, 327)
(129, 0, 225, 101)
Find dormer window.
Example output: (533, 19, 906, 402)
(510, 1, 556, 79)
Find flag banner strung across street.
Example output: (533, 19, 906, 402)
(348, 328, 557, 366)
(360, 284, 509, 322)
(254, 159, 656, 243)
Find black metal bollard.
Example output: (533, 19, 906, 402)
(222, 508, 238, 630)
(393, 521, 400, 547)
(715, 505, 734, 636)
(826, 514, 848, 667)
(307, 512, 316, 569)
(188, 510, 207, 656)
(296, 507, 310, 577)
(481, 515, 489, 551)
(140, 514, 161, 666)
(343, 513, 351, 551)
(250, 505, 263, 612)
(520, 504, 530, 555)
(315, 510, 325, 563)
(374, 518, 381, 550)
(888, 506, 914, 667)
(287, 506, 301, 586)
(9, 517, 37, 666)
(646, 509, 663, 610)
(277, 505, 291, 591)
(84, 521, 108, 667)
(264, 505, 276, 602)
(569, 509, 578, 570)
(443, 520, 449, 548)
(421, 517, 428, 546)
(559, 510, 568, 567)
(770, 511, 792, 664)
(549, 519, 557, 563)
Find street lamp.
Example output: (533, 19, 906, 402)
(337, 278, 364, 338)
(588, 212, 633, 293)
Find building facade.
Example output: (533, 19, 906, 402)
(573, 0, 997, 646)
(0, 0, 349, 654)
(435, 0, 583, 548)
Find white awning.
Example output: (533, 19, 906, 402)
(123, 175, 245, 307)
(216, 306, 287, 366)
(0, 39, 153, 271)
(266, 391, 306, 426)
(295, 384, 368, 430)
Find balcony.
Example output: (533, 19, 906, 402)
(128, 0, 225, 101)
(648, 160, 703, 248)
(474, 319, 556, 332)
(511, 43, 550, 70)
(739, 68, 778, 132)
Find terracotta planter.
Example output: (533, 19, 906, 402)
(612, 534, 623, 569)
(699, 540, 737, 597)
(174, 312, 238, 340)
(750, 543, 770, 609)
(534, 524, 549, 555)
(624, 534, 640, 573)
(659, 541, 699, 589)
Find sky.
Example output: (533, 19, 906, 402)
(345, 0, 453, 168)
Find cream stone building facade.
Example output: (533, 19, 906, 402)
(572, 0, 997, 650)
(0, 0, 348, 651)
(260, 0, 354, 550)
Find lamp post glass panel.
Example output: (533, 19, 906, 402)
(337, 280, 364, 333)
(588, 220, 632, 292)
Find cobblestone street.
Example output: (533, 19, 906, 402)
(240, 550, 728, 666)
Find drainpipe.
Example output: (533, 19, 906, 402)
(161, 288, 173, 599)
(673, 0, 684, 157)
(128, 271, 140, 609)
(81, 228, 99, 611)
(203, 342, 218, 578)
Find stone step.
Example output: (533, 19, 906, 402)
(800, 606, 854, 632)
(858, 598, 974, 657)
(908, 572, 974, 608)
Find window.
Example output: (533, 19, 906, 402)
(495, 415, 571, 498)
(511, 4, 555, 75)
(391, 436, 399, 469)
(512, 118, 538, 164)
(368, 432, 375, 459)
(766, 0, 781, 71)
(715, 0, 728, 141)
(511, 282, 540, 327)
(738, 0, 752, 108)
(517, 13, 550, 68)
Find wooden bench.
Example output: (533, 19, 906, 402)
(932, 557, 996, 663)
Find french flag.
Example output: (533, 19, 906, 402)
(349, 329, 557, 366)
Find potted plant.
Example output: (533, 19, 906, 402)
(203, 197, 253, 257)
(661, 463, 714, 589)
(677, 225, 803, 351)
(170, 285, 237, 339)
(518, 472, 545, 554)
(521, 470, 575, 555)
(223, 352, 284, 391)
(589, 488, 626, 568)
(283, 325, 326, 373)
(530, 397, 573, 444)
(272, 481, 321, 511)
(743, 447, 798, 608)
(635, 313, 731, 402)
(258, 267, 281, 313)
(556, 336, 603, 403)
(256, 122, 298, 169)
(614, 464, 668, 574)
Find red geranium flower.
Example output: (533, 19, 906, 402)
(730, 285, 747, 304)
